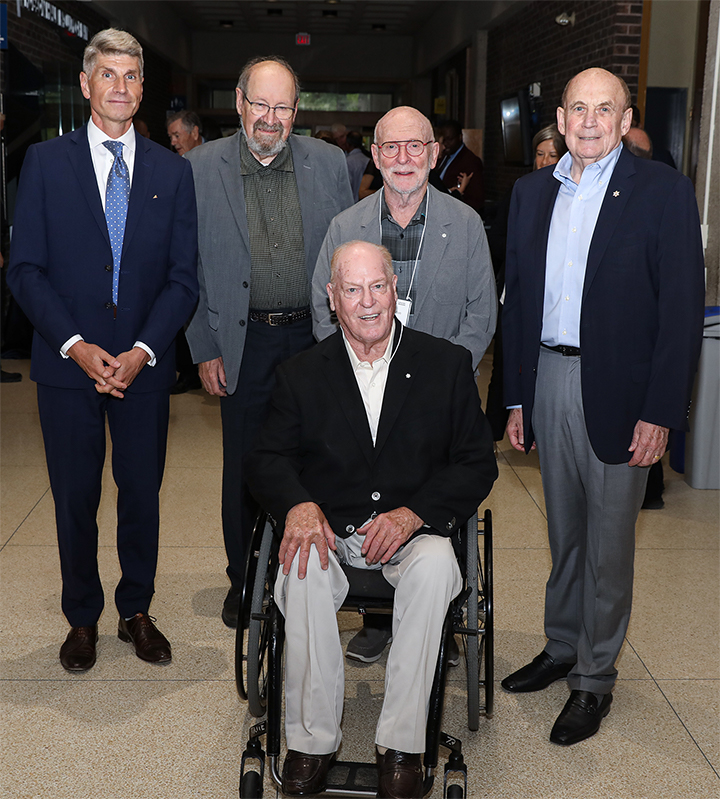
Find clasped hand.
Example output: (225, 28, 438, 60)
(68, 341, 150, 398)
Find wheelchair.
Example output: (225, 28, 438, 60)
(235, 508, 493, 799)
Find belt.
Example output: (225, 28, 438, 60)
(541, 342, 581, 357)
(249, 308, 311, 326)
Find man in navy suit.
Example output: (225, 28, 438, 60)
(8, 29, 198, 672)
(501, 68, 704, 744)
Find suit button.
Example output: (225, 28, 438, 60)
(104, 302, 113, 310)
(371, 491, 380, 501)
(105, 264, 112, 272)
(446, 521, 454, 531)
(346, 525, 355, 534)
(242, 281, 249, 288)
(239, 320, 245, 326)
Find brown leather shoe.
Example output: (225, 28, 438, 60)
(281, 749, 335, 796)
(59, 626, 98, 672)
(376, 748, 423, 799)
(118, 613, 172, 664)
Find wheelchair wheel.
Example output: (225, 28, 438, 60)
(483, 509, 494, 718)
(465, 509, 494, 729)
(235, 513, 267, 702)
(235, 514, 276, 717)
(465, 513, 480, 730)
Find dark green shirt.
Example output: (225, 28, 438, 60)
(381, 191, 427, 314)
(240, 135, 307, 310)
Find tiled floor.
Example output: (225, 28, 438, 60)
(2, 355, 718, 799)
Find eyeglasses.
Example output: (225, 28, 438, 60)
(244, 98, 295, 120)
(376, 140, 432, 158)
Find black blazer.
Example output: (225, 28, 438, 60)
(503, 147, 705, 463)
(8, 125, 199, 391)
(246, 325, 497, 539)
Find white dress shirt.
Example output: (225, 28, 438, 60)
(342, 322, 396, 445)
(61, 119, 155, 365)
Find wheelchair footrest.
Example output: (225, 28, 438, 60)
(325, 760, 378, 793)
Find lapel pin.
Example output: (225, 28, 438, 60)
(613, 190, 620, 197)
(405, 373, 411, 378)
(153, 194, 158, 199)
(441, 232, 447, 238)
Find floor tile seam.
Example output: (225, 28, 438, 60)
(495, 450, 548, 521)
(0, 487, 51, 552)
(625, 637, 720, 779)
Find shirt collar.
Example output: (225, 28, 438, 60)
(553, 143, 624, 189)
(343, 320, 396, 369)
(240, 131, 294, 175)
(380, 191, 427, 226)
(87, 117, 136, 155)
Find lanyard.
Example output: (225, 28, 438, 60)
(378, 188, 429, 302)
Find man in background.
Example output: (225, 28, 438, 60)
(166, 109, 203, 156)
(437, 119, 485, 215)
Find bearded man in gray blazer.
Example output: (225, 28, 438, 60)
(185, 56, 353, 626)
(311, 105, 497, 662)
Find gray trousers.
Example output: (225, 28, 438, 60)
(532, 347, 649, 695)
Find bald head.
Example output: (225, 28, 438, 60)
(372, 106, 439, 202)
(561, 68, 631, 113)
(557, 67, 633, 178)
(374, 106, 433, 147)
(623, 126, 653, 159)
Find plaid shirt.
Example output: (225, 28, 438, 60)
(241, 135, 308, 310)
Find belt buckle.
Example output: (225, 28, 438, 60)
(267, 312, 285, 326)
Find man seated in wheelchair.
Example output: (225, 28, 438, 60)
(246, 241, 497, 799)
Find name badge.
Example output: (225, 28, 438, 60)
(395, 298, 412, 326)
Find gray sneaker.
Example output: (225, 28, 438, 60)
(346, 626, 393, 662)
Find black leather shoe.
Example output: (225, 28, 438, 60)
(59, 626, 98, 672)
(550, 690, 613, 745)
(501, 651, 574, 693)
(376, 748, 423, 799)
(118, 613, 172, 664)
(222, 585, 242, 629)
(281, 750, 335, 796)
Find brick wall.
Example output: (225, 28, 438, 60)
(484, 0, 643, 201)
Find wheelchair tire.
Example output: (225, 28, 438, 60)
(446, 785, 464, 799)
(483, 509, 494, 719)
(236, 513, 268, 701)
(240, 769, 263, 799)
(465, 512, 480, 731)
(246, 519, 276, 717)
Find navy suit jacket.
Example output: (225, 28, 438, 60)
(503, 146, 705, 464)
(246, 325, 498, 540)
(8, 125, 199, 392)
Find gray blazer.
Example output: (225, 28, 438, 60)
(311, 185, 497, 369)
(185, 132, 354, 394)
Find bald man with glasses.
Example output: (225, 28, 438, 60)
(311, 105, 497, 663)
(185, 56, 353, 626)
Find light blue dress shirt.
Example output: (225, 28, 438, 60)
(541, 144, 624, 348)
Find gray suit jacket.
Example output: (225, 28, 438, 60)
(311, 185, 497, 369)
(185, 132, 354, 394)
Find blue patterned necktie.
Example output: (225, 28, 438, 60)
(102, 140, 130, 307)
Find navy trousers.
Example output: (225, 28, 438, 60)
(37, 384, 169, 627)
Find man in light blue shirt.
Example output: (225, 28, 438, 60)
(501, 68, 705, 746)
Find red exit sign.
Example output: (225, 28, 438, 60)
(296, 32, 311, 46)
